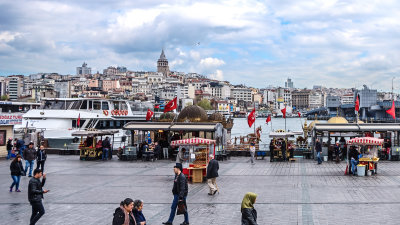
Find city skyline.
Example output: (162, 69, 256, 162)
(0, 0, 399, 92)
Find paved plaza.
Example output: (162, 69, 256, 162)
(2, 155, 400, 224)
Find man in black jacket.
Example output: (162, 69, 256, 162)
(28, 169, 49, 225)
(36, 145, 47, 172)
(206, 155, 219, 195)
(24, 142, 37, 177)
(163, 163, 189, 225)
(102, 137, 111, 161)
(316, 138, 322, 164)
(7, 138, 13, 160)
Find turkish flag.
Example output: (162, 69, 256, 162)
(298, 112, 301, 118)
(154, 105, 160, 109)
(355, 95, 360, 112)
(247, 108, 256, 128)
(164, 97, 177, 113)
(266, 115, 271, 124)
(77, 113, 81, 127)
(386, 100, 396, 120)
(146, 109, 154, 121)
(281, 107, 286, 118)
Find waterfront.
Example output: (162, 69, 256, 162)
(2, 155, 400, 224)
(231, 117, 307, 144)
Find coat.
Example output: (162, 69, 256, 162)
(112, 207, 136, 225)
(172, 172, 188, 199)
(28, 177, 46, 203)
(315, 142, 322, 153)
(206, 159, 219, 179)
(24, 147, 37, 161)
(241, 208, 257, 225)
(10, 160, 24, 176)
(37, 150, 47, 162)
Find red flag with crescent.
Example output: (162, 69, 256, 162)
(77, 113, 81, 127)
(355, 95, 360, 112)
(298, 112, 301, 118)
(164, 97, 177, 113)
(247, 108, 256, 128)
(146, 109, 154, 121)
(281, 107, 286, 118)
(386, 100, 396, 120)
(266, 115, 271, 124)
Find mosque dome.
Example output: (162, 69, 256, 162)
(208, 112, 224, 122)
(177, 105, 208, 122)
(328, 116, 348, 124)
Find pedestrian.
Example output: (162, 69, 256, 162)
(206, 154, 219, 195)
(281, 140, 287, 161)
(28, 169, 49, 225)
(113, 198, 136, 225)
(154, 142, 162, 160)
(249, 143, 256, 165)
(102, 137, 111, 161)
(334, 142, 341, 163)
(7, 137, 13, 160)
(162, 163, 189, 225)
(315, 138, 322, 164)
(176, 148, 187, 164)
(133, 199, 146, 225)
(24, 142, 37, 177)
(36, 145, 47, 172)
(241, 192, 258, 225)
(10, 154, 24, 192)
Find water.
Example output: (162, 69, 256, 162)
(231, 117, 305, 144)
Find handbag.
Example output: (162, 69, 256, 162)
(21, 169, 26, 176)
(176, 200, 187, 215)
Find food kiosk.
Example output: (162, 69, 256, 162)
(346, 137, 382, 175)
(171, 138, 216, 183)
(72, 130, 118, 160)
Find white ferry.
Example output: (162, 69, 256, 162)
(16, 98, 155, 150)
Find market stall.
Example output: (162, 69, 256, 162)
(346, 137, 383, 176)
(72, 130, 118, 160)
(171, 138, 216, 183)
(269, 131, 300, 162)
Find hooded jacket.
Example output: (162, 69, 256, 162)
(241, 192, 258, 225)
(112, 207, 136, 225)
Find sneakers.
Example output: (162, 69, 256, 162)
(180, 222, 189, 225)
(28, 175, 32, 177)
(16, 189, 21, 192)
(9, 188, 12, 192)
(162, 222, 173, 225)
(208, 193, 213, 195)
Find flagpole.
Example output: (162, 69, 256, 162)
(284, 104, 287, 132)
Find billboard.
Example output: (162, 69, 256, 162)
(0, 113, 23, 125)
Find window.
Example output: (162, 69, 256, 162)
(80, 100, 88, 110)
(113, 102, 120, 110)
(102, 102, 109, 110)
(93, 101, 101, 110)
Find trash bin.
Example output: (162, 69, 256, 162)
(357, 164, 366, 176)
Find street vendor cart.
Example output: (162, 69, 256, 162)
(171, 138, 216, 183)
(72, 130, 118, 160)
(346, 137, 383, 176)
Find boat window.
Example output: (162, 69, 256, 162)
(113, 102, 120, 110)
(70, 100, 82, 109)
(115, 120, 121, 128)
(120, 102, 128, 111)
(109, 121, 114, 128)
(72, 119, 86, 128)
(102, 102, 109, 110)
(88, 101, 93, 110)
(80, 100, 88, 110)
(93, 101, 101, 110)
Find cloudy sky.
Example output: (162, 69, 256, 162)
(0, 0, 399, 91)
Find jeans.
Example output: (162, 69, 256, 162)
(25, 160, 35, 176)
(7, 149, 12, 159)
(102, 148, 109, 160)
(167, 194, 189, 223)
(250, 151, 255, 164)
(163, 148, 169, 159)
(351, 159, 358, 174)
(10, 175, 21, 190)
(36, 161, 45, 172)
(30, 201, 45, 225)
(317, 152, 322, 164)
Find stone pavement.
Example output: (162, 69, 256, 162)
(1, 155, 400, 224)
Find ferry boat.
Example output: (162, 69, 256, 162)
(16, 98, 155, 150)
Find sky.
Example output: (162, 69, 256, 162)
(0, 0, 399, 91)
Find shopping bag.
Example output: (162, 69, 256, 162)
(176, 200, 187, 215)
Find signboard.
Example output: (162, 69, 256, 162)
(0, 113, 23, 125)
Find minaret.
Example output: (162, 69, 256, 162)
(157, 49, 170, 77)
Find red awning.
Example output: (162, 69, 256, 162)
(347, 137, 384, 146)
(171, 138, 216, 146)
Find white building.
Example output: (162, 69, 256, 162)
(76, 62, 91, 76)
(231, 86, 252, 103)
(309, 91, 324, 109)
(341, 94, 354, 105)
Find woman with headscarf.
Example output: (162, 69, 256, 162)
(113, 198, 136, 225)
(241, 192, 258, 225)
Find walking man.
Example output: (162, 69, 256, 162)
(36, 145, 47, 172)
(249, 143, 256, 165)
(163, 163, 189, 225)
(102, 137, 111, 161)
(316, 138, 322, 164)
(28, 169, 49, 225)
(24, 142, 37, 177)
(206, 155, 219, 195)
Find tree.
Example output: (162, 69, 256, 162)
(1, 95, 9, 101)
(197, 99, 212, 110)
